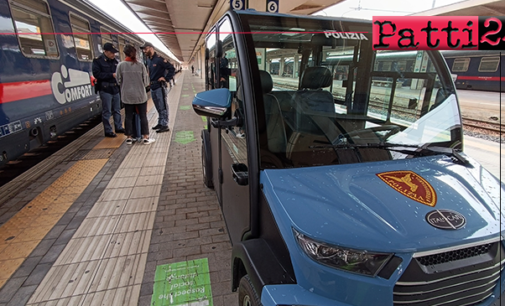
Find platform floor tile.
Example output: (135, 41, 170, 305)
(26, 74, 183, 305)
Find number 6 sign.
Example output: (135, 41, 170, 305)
(267, 0, 279, 13)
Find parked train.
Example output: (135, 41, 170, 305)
(442, 50, 504, 92)
(0, 0, 177, 169)
(269, 50, 504, 92)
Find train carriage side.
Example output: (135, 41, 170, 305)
(442, 50, 505, 91)
(0, 0, 143, 168)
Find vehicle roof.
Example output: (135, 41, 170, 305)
(232, 9, 372, 24)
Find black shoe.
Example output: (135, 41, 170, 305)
(152, 124, 162, 130)
(116, 129, 125, 134)
(105, 132, 117, 138)
(156, 126, 170, 133)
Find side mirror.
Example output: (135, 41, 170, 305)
(192, 88, 231, 118)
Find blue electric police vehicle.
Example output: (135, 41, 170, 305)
(193, 9, 505, 306)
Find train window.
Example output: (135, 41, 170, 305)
(100, 26, 113, 52)
(478, 57, 500, 72)
(70, 14, 93, 61)
(9, 0, 59, 58)
(452, 58, 470, 72)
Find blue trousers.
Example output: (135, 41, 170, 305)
(151, 87, 168, 127)
(99, 91, 122, 134)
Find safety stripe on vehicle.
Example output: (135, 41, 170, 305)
(0, 80, 52, 103)
(456, 76, 505, 81)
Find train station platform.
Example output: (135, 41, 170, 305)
(0, 71, 236, 306)
(0, 71, 503, 306)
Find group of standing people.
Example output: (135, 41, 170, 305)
(92, 41, 175, 144)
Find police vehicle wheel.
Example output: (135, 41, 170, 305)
(239, 275, 261, 306)
(201, 129, 213, 189)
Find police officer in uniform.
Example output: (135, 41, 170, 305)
(141, 42, 175, 133)
(92, 42, 124, 137)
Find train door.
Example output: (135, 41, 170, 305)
(118, 36, 126, 61)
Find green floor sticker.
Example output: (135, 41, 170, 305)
(201, 116, 207, 122)
(152, 258, 213, 306)
(180, 105, 191, 110)
(182, 94, 190, 98)
(174, 131, 196, 144)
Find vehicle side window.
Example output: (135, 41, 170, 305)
(478, 56, 500, 72)
(205, 30, 217, 90)
(69, 14, 93, 61)
(9, 0, 59, 58)
(220, 18, 247, 165)
(452, 58, 470, 72)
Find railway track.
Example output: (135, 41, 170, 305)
(0, 116, 102, 188)
(462, 117, 503, 134)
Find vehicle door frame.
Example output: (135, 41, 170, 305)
(209, 12, 262, 244)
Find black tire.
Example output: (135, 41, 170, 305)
(201, 129, 213, 189)
(238, 275, 261, 306)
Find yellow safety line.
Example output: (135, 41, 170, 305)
(0, 159, 107, 288)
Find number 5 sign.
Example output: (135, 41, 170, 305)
(267, 0, 279, 13)
(231, 0, 246, 10)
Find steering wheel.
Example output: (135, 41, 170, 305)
(335, 125, 401, 144)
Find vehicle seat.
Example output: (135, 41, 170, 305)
(291, 67, 335, 134)
(286, 67, 340, 166)
(260, 70, 287, 153)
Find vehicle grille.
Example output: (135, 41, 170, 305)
(393, 242, 504, 306)
(416, 243, 493, 266)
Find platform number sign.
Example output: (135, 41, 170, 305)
(267, 0, 279, 13)
(231, 0, 246, 10)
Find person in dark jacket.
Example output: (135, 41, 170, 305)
(141, 42, 175, 133)
(92, 42, 124, 137)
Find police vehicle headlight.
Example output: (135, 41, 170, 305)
(293, 229, 393, 276)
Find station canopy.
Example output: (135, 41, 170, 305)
(121, 0, 345, 63)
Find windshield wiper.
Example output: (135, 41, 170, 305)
(309, 142, 470, 166)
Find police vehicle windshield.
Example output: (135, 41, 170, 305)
(237, 13, 461, 169)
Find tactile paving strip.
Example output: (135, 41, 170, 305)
(26, 75, 182, 305)
(0, 159, 108, 288)
(81, 149, 115, 160)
